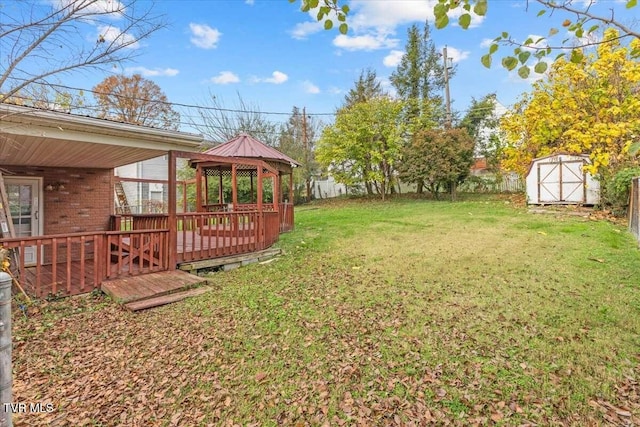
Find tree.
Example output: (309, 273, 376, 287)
(3, 83, 88, 114)
(0, 0, 164, 103)
(93, 74, 180, 130)
(343, 69, 384, 108)
(191, 93, 279, 146)
(390, 22, 447, 122)
(316, 97, 405, 200)
(500, 29, 640, 177)
(278, 107, 322, 202)
(389, 22, 446, 194)
(398, 128, 475, 200)
(460, 93, 504, 172)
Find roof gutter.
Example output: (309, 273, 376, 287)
(0, 103, 203, 148)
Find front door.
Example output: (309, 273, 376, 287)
(4, 177, 42, 265)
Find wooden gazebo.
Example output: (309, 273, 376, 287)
(190, 133, 299, 226)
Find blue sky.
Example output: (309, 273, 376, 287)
(17, 0, 640, 132)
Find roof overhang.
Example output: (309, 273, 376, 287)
(0, 104, 204, 168)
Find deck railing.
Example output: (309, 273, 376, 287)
(0, 229, 169, 298)
(264, 211, 280, 248)
(111, 214, 169, 231)
(176, 211, 261, 263)
(105, 229, 170, 279)
(0, 232, 105, 297)
(279, 203, 294, 232)
(4, 207, 287, 298)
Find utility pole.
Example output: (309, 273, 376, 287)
(443, 46, 452, 129)
(302, 107, 311, 202)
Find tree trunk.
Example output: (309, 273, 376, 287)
(416, 179, 424, 194)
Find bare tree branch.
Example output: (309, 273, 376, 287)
(0, 0, 166, 103)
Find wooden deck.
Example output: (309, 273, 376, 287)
(21, 260, 100, 297)
(101, 270, 208, 306)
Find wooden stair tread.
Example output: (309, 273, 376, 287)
(125, 286, 212, 311)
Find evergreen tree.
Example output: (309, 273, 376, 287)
(390, 22, 448, 123)
(343, 69, 384, 108)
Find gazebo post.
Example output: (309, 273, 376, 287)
(203, 170, 209, 210)
(273, 174, 279, 212)
(195, 165, 202, 212)
(289, 172, 294, 204)
(257, 165, 263, 211)
(250, 171, 255, 204)
(218, 169, 223, 205)
(231, 163, 238, 210)
(257, 164, 263, 247)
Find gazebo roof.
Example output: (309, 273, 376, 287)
(203, 133, 300, 167)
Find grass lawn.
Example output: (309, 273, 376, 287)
(12, 196, 640, 426)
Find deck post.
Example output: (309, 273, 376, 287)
(0, 271, 11, 427)
(168, 151, 178, 270)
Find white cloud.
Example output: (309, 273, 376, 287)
(290, 21, 324, 40)
(333, 33, 399, 51)
(325, 1, 483, 53)
(245, 0, 255, 4)
(383, 50, 404, 67)
(347, 0, 483, 32)
(189, 23, 221, 49)
(442, 46, 470, 63)
(347, 0, 436, 32)
(480, 38, 495, 48)
(253, 71, 289, 84)
(211, 71, 240, 84)
(97, 25, 139, 49)
(51, 0, 124, 18)
(124, 66, 179, 77)
(303, 81, 320, 94)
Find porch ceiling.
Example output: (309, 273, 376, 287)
(0, 104, 203, 169)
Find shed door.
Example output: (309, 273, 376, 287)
(538, 159, 586, 203)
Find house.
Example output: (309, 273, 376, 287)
(115, 155, 171, 214)
(0, 104, 295, 298)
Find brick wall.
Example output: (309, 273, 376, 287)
(1, 166, 113, 234)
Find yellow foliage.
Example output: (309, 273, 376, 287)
(501, 29, 640, 176)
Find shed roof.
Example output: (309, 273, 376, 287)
(203, 133, 300, 166)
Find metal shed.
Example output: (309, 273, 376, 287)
(525, 153, 600, 205)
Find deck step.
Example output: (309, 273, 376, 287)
(124, 287, 212, 311)
(102, 270, 208, 304)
